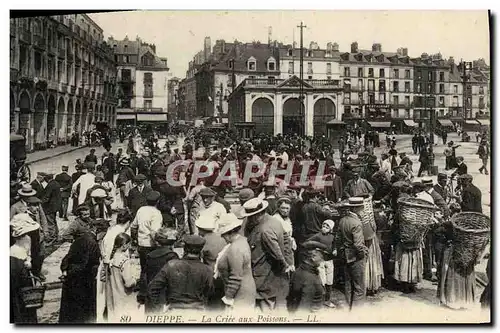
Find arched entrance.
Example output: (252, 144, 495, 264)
(33, 93, 46, 148)
(313, 98, 336, 137)
(251, 98, 274, 135)
(10, 91, 16, 133)
(67, 99, 74, 138)
(19, 92, 31, 148)
(82, 101, 88, 132)
(47, 95, 56, 143)
(74, 100, 81, 133)
(57, 97, 65, 143)
(282, 98, 305, 136)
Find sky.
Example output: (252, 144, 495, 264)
(88, 10, 490, 78)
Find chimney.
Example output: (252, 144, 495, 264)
(327, 42, 333, 51)
(372, 43, 382, 52)
(402, 48, 408, 57)
(333, 43, 339, 52)
(351, 42, 358, 53)
(421, 52, 428, 59)
(235, 42, 242, 58)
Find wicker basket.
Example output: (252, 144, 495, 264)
(398, 197, 438, 245)
(359, 196, 376, 240)
(20, 274, 46, 310)
(451, 212, 490, 270)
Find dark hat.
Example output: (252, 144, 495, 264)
(183, 234, 206, 248)
(146, 190, 161, 203)
(134, 174, 147, 182)
(302, 241, 329, 255)
(24, 196, 41, 204)
(75, 204, 90, 214)
(75, 164, 83, 170)
(62, 165, 69, 171)
(437, 173, 448, 180)
(238, 188, 255, 201)
(458, 174, 473, 181)
(199, 187, 216, 197)
(116, 209, 131, 224)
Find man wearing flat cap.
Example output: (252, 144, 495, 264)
(434, 173, 449, 202)
(457, 174, 482, 213)
(192, 187, 227, 235)
(148, 235, 214, 311)
(288, 241, 328, 313)
(127, 173, 154, 218)
(31, 172, 46, 200)
(55, 166, 73, 220)
(41, 173, 62, 246)
(337, 197, 369, 310)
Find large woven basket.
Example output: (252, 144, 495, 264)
(20, 274, 46, 310)
(398, 197, 437, 245)
(359, 196, 376, 240)
(451, 212, 490, 270)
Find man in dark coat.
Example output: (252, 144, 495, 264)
(71, 164, 83, 183)
(41, 173, 62, 245)
(84, 148, 98, 164)
(288, 241, 328, 313)
(324, 166, 343, 203)
(458, 174, 482, 213)
(144, 227, 180, 313)
(337, 197, 368, 310)
(433, 173, 449, 202)
(452, 156, 468, 178)
(243, 198, 292, 311)
(55, 165, 72, 220)
(127, 174, 153, 218)
(137, 152, 151, 178)
(300, 189, 339, 243)
(147, 235, 214, 311)
(59, 230, 101, 323)
(31, 172, 46, 200)
(101, 151, 115, 182)
(417, 145, 430, 177)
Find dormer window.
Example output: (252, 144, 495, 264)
(267, 57, 276, 71)
(247, 56, 256, 71)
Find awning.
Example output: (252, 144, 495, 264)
(465, 120, 480, 125)
(117, 114, 136, 120)
(327, 119, 346, 125)
(367, 121, 391, 128)
(403, 120, 417, 127)
(137, 113, 168, 122)
(438, 119, 454, 127)
(477, 119, 490, 126)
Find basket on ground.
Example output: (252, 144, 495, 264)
(451, 212, 490, 270)
(20, 275, 46, 309)
(397, 197, 437, 245)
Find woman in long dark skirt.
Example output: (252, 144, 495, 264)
(59, 230, 101, 323)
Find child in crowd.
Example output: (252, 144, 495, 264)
(307, 219, 337, 308)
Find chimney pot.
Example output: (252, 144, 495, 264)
(333, 43, 339, 52)
(351, 42, 359, 53)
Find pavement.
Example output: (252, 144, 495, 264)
(31, 133, 491, 323)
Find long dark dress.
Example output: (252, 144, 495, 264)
(10, 256, 38, 323)
(59, 232, 101, 323)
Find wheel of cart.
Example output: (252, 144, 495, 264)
(10, 133, 31, 183)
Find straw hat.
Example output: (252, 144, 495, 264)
(17, 184, 37, 197)
(241, 198, 269, 217)
(90, 188, 107, 198)
(217, 213, 243, 235)
(195, 209, 219, 231)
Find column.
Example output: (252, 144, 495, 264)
(29, 110, 35, 152)
(337, 92, 344, 120)
(274, 93, 283, 135)
(245, 93, 252, 122)
(305, 93, 314, 136)
(13, 107, 20, 134)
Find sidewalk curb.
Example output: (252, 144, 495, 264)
(25, 146, 86, 165)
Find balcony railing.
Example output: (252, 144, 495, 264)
(136, 107, 164, 113)
(70, 85, 76, 94)
(392, 103, 411, 109)
(242, 78, 341, 88)
(19, 30, 31, 44)
(351, 86, 364, 92)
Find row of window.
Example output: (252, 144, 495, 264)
(344, 95, 463, 107)
(343, 67, 412, 79)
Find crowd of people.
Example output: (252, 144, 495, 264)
(10, 125, 491, 323)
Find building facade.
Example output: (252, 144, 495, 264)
(10, 15, 117, 151)
(167, 77, 180, 121)
(112, 36, 169, 125)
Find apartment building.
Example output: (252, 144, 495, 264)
(10, 15, 117, 151)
